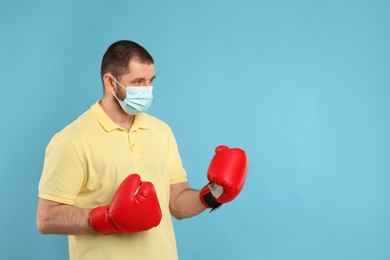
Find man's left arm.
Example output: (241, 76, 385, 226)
(169, 182, 206, 220)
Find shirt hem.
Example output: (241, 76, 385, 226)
(38, 191, 75, 205)
(170, 176, 188, 185)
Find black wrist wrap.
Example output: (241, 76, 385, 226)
(202, 192, 222, 209)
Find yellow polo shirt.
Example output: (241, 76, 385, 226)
(38, 101, 187, 260)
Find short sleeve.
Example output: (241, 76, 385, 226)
(166, 127, 187, 185)
(38, 132, 85, 205)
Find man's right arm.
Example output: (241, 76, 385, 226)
(36, 198, 94, 235)
(37, 174, 163, 235)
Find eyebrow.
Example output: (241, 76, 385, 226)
(132, 76, 156, 81)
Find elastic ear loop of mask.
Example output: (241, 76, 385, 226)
(112, 76, 126, 90)
(111, 77, 125, 102)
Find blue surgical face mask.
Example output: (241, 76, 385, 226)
(112, 77, 153, 115)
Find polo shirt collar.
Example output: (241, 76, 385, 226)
(91, 101, 149, 132)
(131, 113, 149, 131)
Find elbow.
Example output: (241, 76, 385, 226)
(36, 215, 49, 234)
(173, 214, 185, 221)
(36, 209, 52, 234)
(169, 207, 186, 221)
(37, 220, 47, 234)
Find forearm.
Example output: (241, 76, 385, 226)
(37, 198, 94, 235)
(170, 187, 206, 220)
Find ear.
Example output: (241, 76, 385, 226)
(102, 73, 116, 94)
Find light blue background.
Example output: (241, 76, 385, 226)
(1, 0, 389, 259)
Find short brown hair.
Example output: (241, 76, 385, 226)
(100, 40, 154, 80)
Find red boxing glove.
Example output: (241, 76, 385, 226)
(89, 174, 162, 234)
(200, 145, 248, 210)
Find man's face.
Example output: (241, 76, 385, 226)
(115, 61, 155, 100)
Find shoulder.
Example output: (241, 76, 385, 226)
(51, 107, 95, 145)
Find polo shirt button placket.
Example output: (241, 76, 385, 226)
(128, 132, 137, 157)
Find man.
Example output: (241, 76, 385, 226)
(36, 40, 247, 260)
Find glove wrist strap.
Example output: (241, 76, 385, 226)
(200, 185, 222, 210)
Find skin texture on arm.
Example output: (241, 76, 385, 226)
(36, 198, 94, 235)
(169, 182, 206, 220)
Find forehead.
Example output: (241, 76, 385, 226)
(126, 60, 155, 78)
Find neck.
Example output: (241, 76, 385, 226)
(100, 95, 134, 131)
